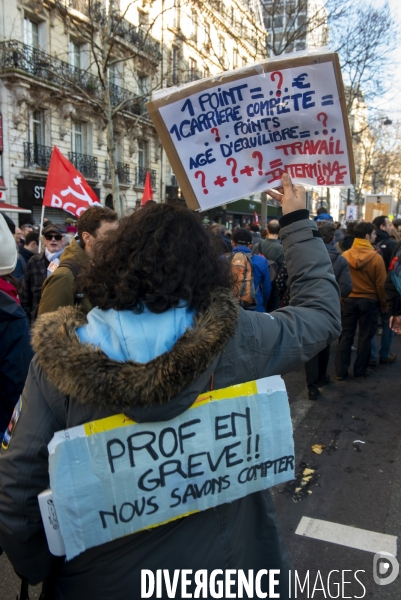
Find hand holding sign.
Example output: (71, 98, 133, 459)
(267, 173, 306, 215)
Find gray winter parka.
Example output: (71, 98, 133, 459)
(0, 212, 341, 600)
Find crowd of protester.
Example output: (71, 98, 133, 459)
(1, 203, 401, 428)
(0, 181, 400, 598)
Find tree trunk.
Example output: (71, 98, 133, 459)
(105, 98, 121, 214)
(103, 0, 121, 215)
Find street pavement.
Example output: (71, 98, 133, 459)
(0, 334, 400, 599)
(276, 334, 401, 599)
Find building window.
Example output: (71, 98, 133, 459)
(172, 0, 180, 29)
(171, 46, 179, 84)
(115, 137, 124, 164)
(24, 18, 39, 48)
(233, 48, 239, 69)
(71, 122, 88, 154)
(24, 17, 46, 49)
(69, 41, 81, 69)
(31, 110, 45, 146)
(138, 75, 149, 97)
(203, 22, 210, 49)
(218, 36, 225, 59)
(138, 140, 148, 169)
(190, 11, 198, 42)
(107, 64, 116, 85)
(189, 58, 197, 81)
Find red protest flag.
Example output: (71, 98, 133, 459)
(141, 170, 153, 205)
(43, 147, 102, 218)
(254, 211, 259, 224)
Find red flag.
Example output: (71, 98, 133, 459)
(43, 147, 102, 217)
(254, 211, 259, 224)
(141, 171, 153, 205)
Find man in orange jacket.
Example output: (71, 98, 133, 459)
(335, 221, 387, 379)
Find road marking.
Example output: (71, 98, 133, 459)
(295, 517, 398, 556)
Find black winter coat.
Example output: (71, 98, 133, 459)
(0, 291, 33, 435)
(375, 229, 397, 271)
(325, 244, 353, 298)
(19, 252, 49, 323)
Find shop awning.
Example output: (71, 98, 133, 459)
(0, 201, 32, 214)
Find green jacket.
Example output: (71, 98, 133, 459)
(38, 238, 92, 317)
(253, 238, 285, 267)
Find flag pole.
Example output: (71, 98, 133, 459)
(38, 204, 45, 253)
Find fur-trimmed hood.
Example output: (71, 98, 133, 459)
(32, 288, 238, 419)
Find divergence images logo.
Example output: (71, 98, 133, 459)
(373, 552, 399, 586)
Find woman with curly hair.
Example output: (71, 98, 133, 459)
(0, 175, 341, 600)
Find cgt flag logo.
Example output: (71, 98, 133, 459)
(373, 552, 399, 586)
(43, 147, 102, 217)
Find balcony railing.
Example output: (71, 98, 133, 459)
(0, 40, 148, 117)
(68, 152, 98, 178)
(114, 20, 162, 61)
(135, 167, 157, 189)
(183, 69, 203, 84)
(105, 161, 130, 185)
(23, 142, 52, 170)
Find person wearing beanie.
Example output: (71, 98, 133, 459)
(0, 215, 33, 440)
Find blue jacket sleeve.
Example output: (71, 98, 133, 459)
(252, 256, 271, 307)
(12, 257, 25, 284)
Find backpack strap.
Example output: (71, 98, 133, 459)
(59, 260, 84, 302)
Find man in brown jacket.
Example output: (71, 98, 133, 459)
(38, 206, 118, 317)
(335, 222, 387, 379)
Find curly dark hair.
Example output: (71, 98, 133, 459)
(84, 201, 232, 313)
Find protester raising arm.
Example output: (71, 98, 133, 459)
(234, 173, 342, 378)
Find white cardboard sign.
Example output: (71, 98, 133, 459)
(147, 52, 355, 211)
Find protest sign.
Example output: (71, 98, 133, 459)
(48, 376, 294, 560)
(345, 205, 357, 221)
(147, 51, 355, 211)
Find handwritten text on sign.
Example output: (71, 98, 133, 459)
(48, 377, 294, 560)
(157, 61, 351, 210)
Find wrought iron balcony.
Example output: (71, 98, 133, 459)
(23, 142, 52, 170)
(68, 152, 98, 179)
(183, 69, 203, 83)
(105, 161, 130, 185)
(0, 40, 147, 117)
(113, 20, 162, 61)
(135, 167, 157, 189)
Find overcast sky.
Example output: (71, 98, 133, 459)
(370, 0, 401, 117)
